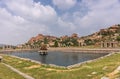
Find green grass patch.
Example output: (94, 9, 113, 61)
(0, 63, 25, 79)
(1, 53, 120, 79)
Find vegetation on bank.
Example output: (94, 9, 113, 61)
(0, 52, 120, 79)
(0, 63, 25, 79)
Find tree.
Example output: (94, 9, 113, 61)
(84, 39, 95, 45)
(54, 41, 59, 47)
(70, 38, 79, 46)
(44, 38, 48, 44)
(116, 36, 120, 41)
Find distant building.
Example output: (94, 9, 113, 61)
(101, 41, 118, 48)
(78, 39, 86, 46)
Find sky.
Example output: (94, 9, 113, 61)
(0, 0, 120, 45)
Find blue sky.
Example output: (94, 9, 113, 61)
(0, 0, 120, 45)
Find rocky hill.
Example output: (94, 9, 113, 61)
(81, 24, 120, 45)
(28, 34, 57, 44)
(26, 33, 79, 47)
(24, 24, 120, 48)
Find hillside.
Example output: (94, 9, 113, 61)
(81, 24, 120, 43)
(24, 24, 120, 48)
(26, 33, 79, 47)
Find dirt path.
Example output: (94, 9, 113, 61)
(2, 63, 35, 79)
(107, 66, 120, 78)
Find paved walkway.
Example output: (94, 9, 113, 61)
(2, 63, 35, 79)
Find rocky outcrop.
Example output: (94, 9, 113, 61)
(83, 24, 120, 43)
(26, 24, 120, 47)
(28, 34, 57, 44)
(71, 33, 78, 38)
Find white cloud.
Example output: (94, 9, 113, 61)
(3, 0, 57, 23)
(78, 0, 120, 27)
(61, 0, 120, 35)
(58, 17, 76, 31)
(0, 0, 57, 45)
(1, 0, 120, 45)
(82, 0, 119, 10)
(52, 0, 77, 10)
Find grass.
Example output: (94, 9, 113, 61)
(1, 53, 120, 79)
(0, 63, 25, 79)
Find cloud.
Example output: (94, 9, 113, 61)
(0, 0, 57, 45)
(61, 0, 120, 35)
(0, 0, 120, 45)
(52, 0, 77, 10)
(0, 0, 78, 45)
(3, 0, 57, 24)
(78, 0, 120, 27)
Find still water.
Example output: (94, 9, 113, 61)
(5, 51, 108, 66)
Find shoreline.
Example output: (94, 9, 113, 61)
(0, 47, 120, 53)
(2, 51, 120, 79)
(1, 52, 118, 69)
(67, 52, 116, 68)
(0, 49, 38, 53)
(48, 47, 120, 53)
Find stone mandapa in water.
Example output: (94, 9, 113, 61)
(39, 44, 48, 55)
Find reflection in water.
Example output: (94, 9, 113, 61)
(3, 51, 108, 66)
(39, 55, 47, 63)
(72, 53, 79, 62)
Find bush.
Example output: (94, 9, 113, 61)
(84, 39, 95, 45)
(116, 36, 120, 41)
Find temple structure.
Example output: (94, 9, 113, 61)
(101, 41, 118, 48)
(38, 44, 48, 55)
